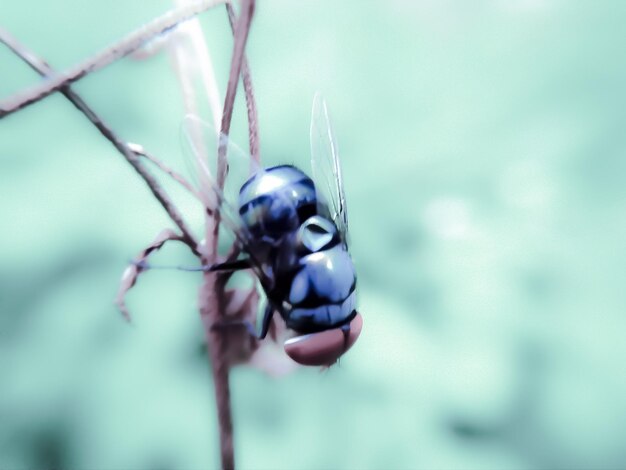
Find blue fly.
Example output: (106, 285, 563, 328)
(182, 94, 361, 366)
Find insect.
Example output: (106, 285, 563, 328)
(183, 94, 362, 366)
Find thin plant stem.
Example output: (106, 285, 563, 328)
(0, 27, 200, 252)
(201, 2, 255, 468)
(0, 0, 227, 118)
(226, 3, 259, 163)
(2, 1, 259, 466)
(129, 143, 203, 200)
(218, 0, 255, 188)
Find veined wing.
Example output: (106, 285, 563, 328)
(180, 114, 273, 290)
(179, 113, 260, 207)
(310, 93, 349, 244)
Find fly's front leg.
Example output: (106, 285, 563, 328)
(209, 258, 253, 272)
(258, 303, 275, 340)
(132, 258, 253, 273)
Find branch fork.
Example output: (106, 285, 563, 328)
(0, 2, 279, 468)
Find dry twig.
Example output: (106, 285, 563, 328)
(1, 2, 259, 468)
(0, 27, 199, 251)
(226, 3, 259, 162)
(0, 0, 227, 118)
(199, 2, 256, 468)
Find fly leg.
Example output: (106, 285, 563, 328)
(132, 258, 252, 273)
(258, 303, 275, 340)
(207, 259, 253, 272)
(211, 303, 275, 340)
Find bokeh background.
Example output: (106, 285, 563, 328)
(2, 1, 626, 469)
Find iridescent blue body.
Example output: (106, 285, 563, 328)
(238, 164, 357, 334)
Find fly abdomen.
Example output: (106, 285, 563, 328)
(285, 244, 357, 332)
(288, 291, 357, 332)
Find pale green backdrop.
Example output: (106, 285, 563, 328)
(1, 1, 626, 469)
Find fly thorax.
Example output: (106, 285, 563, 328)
(238, 165, 317, 241)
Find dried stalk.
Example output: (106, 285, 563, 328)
(0, 0, 227, 118)
(129, 143, 203, 201)
(139, 0, 259, 466)
(218, 0, 256, 188)
(1, 1, 258, 467)
(0, 27, 199, 251)
(226, 3, 259, 163)
(199, 2, 256, 468)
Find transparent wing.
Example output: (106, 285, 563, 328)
(180, 114, 273, 290)
(310, 93, 349, 243)
(179, 114, 259, 208)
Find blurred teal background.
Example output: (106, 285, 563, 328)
(2, 1, 626, 469)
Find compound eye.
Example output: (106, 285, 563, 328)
(284, 313, 363, 366)
(298, 215, 338, 253)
